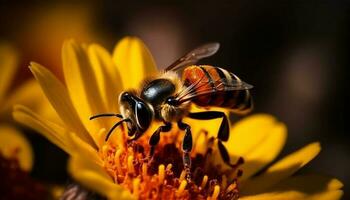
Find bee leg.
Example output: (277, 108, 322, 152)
(188, 111, 235, 167)
(177, 120, 192, 181)
(148, 122, 172, 161)
(127, 129, 142, 142)
(188, 111, 229, 141)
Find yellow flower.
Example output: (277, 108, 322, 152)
(14, 3, 103, 76)
(0, 124, 33, 171)
(0, 42, 58, 200)
(0, 43, 37, 171)
(14, 37, 343, 200)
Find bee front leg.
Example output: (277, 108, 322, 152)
(177, 120, 192, 181)
(148, 122, 172, 161)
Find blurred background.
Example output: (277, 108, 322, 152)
(0, 0, 347, 198)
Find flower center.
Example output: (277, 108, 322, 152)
(99, 128, 243, 200)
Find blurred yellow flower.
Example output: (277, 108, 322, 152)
(14, 4, 103, 78)
(14, 37, 343, 200)
(0, 42, 57, 200)
(0, 43, 56, 121)
(1, 4, 101, 196)
(0, 124, 33, 171)
(0, 43, 37, 171)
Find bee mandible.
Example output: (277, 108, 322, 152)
(90, 43, 253, 177)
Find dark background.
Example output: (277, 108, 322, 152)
(1, 0, 348, 198)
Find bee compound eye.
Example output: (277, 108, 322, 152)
(135, 102, 152, 130)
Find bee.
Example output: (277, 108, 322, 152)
(90, 43, 253, 175)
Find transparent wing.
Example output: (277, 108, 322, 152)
(165, 43, 220, 71)
(175, 78, 253, 104)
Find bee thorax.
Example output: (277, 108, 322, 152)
(160, 103, 190, 122)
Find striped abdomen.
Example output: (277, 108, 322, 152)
(182, 65, 253, 114)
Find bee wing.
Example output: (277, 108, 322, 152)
(176, 78, 253, 104)
(165, 43, 220, 71)
(220, 80, 253, 90)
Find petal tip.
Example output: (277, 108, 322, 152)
(310, 141, 322, 152)
(119, 36, 138, 42)
(330, 178, 344, 190)
(28, 62, 46, 73)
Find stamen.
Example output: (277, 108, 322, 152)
(97, 126, 243, 199)
(176, 180, 187, 196)
(226, 182, 237, 193)
(132, 178, 141, 196)
(116, 128, 126, 150)
(114, 149, 123, 174)
(210, 185, 220, 200)
(166, 163, 173, 171)
(193, 129, 208, 155)
(179, 170, 186, 182)
(127, 155, 135, 175)
(221, 175, 227, 189)
(102, 145, 109, 158)
(158, 164, 165, 184)
(200, 175, 209, 189)
(127, 147, 134, 156)
(97, 128, 106, 147)
(142, 163, 148, 178)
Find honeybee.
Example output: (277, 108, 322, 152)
(90, 43, 253, 175)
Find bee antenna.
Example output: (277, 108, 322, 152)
(105, 118, 130, 141)
(90, 113, 123, 120)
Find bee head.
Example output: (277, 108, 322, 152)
(119, 91, 154, 137)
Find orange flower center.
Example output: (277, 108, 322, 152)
(99, 127, 243, 200)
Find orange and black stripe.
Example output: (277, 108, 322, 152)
(182, 65, 253, 114)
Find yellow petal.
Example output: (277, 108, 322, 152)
(3, 79, 43, 112)
(241, 142, 321, 195)
(2, 79, 60, 124)
(13, 105, 73, 155)
(62, 40, 108, 141)
(215, 114, 287, 180)
(67, 131, 103, 166)
(240, 190, 343, 200)
(269, 174, 343, 192)
(29, 62, 97, 149)
(228, 114, 280, 156)
(240, 175, 343, 200)
(68, 155, 135, 200)
(234, 122, 287, 180)
(308, 191, 344, 200)
(113, 37, 157, 89)
(0, 124, 33, 171)
(37, 97, 63, 125)
(240, 174, 343, 200)
(88, 44, 123, 111)
(0, 43, 18, 104)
